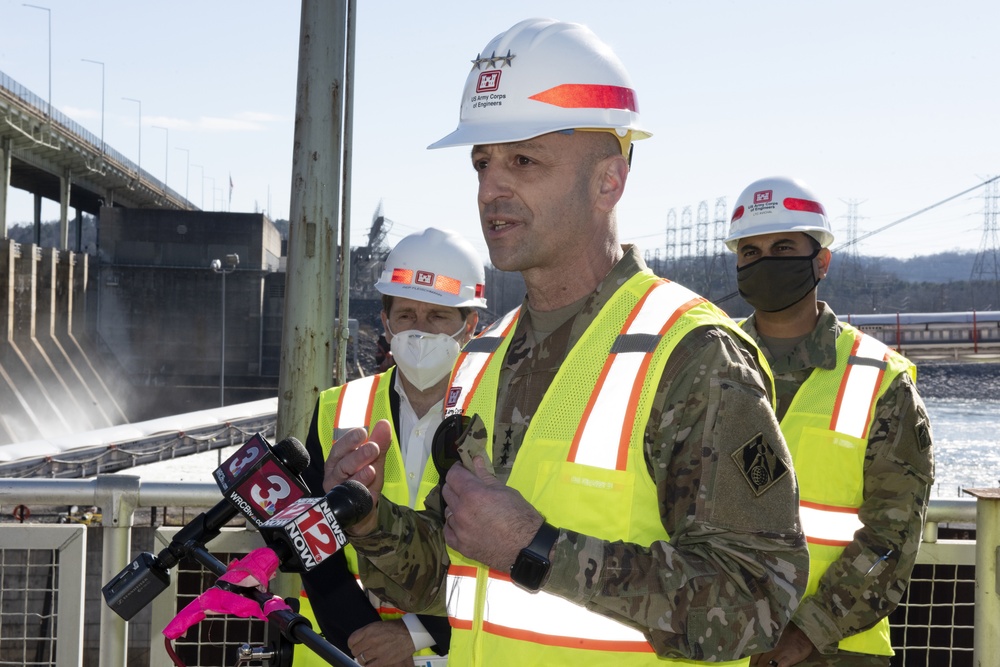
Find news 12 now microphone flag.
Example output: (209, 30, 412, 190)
(214, 433, 308, 527)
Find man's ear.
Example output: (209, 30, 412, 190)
(380, 310, 391, 342)
(595, 155, 628, 213)
(463, 311, 480, 343)
(816, 248, 832, 280)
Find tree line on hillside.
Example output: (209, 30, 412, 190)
(481, 250, 1000, 325)
(646, 251, 1000, 320)
(5, 216, 99, 252)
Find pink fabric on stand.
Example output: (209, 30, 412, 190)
(163, 548, 291, 640)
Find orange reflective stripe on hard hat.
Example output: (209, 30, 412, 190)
(390, 267, 413, 286)
(434, 274, 462, 295)
(529, 83, 639, 111)
(569, 280, 704, 471)
(830, 334, 888, 439)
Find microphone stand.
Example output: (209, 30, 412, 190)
(185, 543, 359, 667)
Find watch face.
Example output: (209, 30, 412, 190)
(511, 551, 549, 592)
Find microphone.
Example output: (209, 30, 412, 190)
(102, 433, 311, 621)
(213, 432, 311, 528)
(258, 480, 373, 572)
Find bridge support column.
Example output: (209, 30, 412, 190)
(0, 138, 10, 237)
(74, 208, 83, 252)
(33, 193, 42, 244)
(59, 168, 71, 250)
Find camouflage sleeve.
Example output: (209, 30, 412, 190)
(543, 326, 810, 661)
(349, 493, 450, 616)
(793, 371, 935, 652)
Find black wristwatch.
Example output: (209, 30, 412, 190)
(510, 521, 559, 592)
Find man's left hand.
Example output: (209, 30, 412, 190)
(750, 622, 815, 667)
(347, 619, 416, 667)
(441, 456, 544, 570)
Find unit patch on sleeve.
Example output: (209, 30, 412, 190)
(731, 432, 789, 497)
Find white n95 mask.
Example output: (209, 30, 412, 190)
(387, 322, 465, 391)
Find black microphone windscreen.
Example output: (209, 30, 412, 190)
(339, 479, 374, 521)
(273, 436, 310, 474)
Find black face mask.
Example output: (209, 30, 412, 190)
(737, 248, 821, 313)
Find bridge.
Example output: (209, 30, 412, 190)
(0, 69, 196, 249)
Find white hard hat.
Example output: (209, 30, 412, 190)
(428, 18, 651, 150)
(375, 228, 487, 308)
(725, 176, 835, 252)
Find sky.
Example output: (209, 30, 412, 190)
(0, 0, 997, 261)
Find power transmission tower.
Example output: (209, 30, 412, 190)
(839, 198, 866, 270)
(970, 177, 1000, 308)
(665, 208, 677, 263)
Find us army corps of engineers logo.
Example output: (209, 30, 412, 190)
(732, 432, 788, 496)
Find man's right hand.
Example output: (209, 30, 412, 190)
(322, 419, 392, 536)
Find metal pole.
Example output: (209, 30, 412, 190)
(336, 0, 357, 385)
(152, 125, 168, 193)
(277, 0, 348, 443)
(176, 147, 190, 201)
(122, 97, 141, 181)
(82, 59, 105, 154)
(24, 5, 51, 120)
(967, 488, 1000, 666)
(192, 163, 204, 209)
(95, 474, 141, 667)
(221, 269, 226, 406)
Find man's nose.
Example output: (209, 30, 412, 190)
(478, 165, 512, 204)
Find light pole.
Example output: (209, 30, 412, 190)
(122, 97, 141, 180)
(24, 4, 51, 120)
(81, 58, 104, 154)
(205, 176, 216, 211)
(151, 125, 168, 193)
(176, 147, 190, 202)
(191, 163, 204, 209)
(211, 254, 239, 407)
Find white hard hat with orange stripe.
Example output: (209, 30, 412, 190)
(375, 227, 487, 308)
(725, 176, 835, 252)
(428, 17, 650, 154)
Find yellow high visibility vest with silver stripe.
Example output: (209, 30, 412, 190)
(443, 270, 768, 666)
(294, 368, 441, 666)
(778, 324, 915, 657)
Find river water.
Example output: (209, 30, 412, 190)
(924, 396, 1000, 497)
(123, 397, 998, 499)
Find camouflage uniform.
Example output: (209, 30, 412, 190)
(742, 302, 935, 666)
(352, 247, 810, 660)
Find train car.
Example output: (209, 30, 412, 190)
(842, 311, 1000, 356)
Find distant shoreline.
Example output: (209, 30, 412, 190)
(915, 363, 1000, 399)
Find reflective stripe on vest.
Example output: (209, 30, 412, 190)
(800, 334, 888, 547)
(830, 334, 889, 439)
(333, 374, 379, 436)
(570, 281, 704, 470)
(447, 568, 652, 651)
(799, 500, 863, 547)
(445, 307, 520, 417)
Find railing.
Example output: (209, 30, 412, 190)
(0, 479, 994, 667)
(0, 68, 192, 208)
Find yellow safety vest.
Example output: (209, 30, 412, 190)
(443, 271, 764, 666)
(778, 324, 914, 657)
(295, 368, 442, 666)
